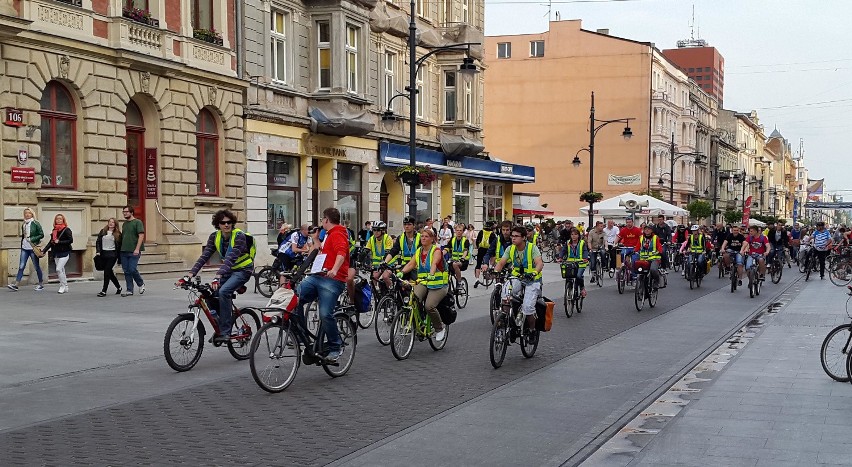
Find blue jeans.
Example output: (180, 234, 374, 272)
(119, 252, 144, 291)
(16, 249, 43, 284)
(297, 275, 346, 353)
(217, 269, 253, 334)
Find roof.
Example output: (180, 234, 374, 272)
(769, 127, 783, 139)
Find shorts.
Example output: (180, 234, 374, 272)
(725, 250, 743, 266)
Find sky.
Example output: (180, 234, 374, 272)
(484, 0, 852, 198)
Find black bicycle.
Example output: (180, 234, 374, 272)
(561, 261, 583, 318)
(822, 285, 852, 382)
(768, 251, 783, 284)
(633, 260, 658, 312)
(447, 273, 469, 309)
(489, 274, 540, 368)
(684, 252, 703, 290)
(591, 248, 605, 287)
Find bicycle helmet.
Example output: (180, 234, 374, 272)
(372, 221, 387, 230)
(524, 222, 534, 231)
(677, 225, 686, 231)
(484, 220, 496, 230)
(690, 225, 699, 231)
(403, 215, 416, 224)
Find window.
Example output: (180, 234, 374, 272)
(497, 42, 511, 59)
(443, 71, 456, 122)
(416, 0, 424, 17)
(384, 51, 397, 112)
(416, 66, 425, 119)
(196, 109, 219, 196)
(704, 75, 710, 81)
(704, 67, 711, 72)
(482, 183, 504, 221)
(39, 82, 76, 189)
(271, 11, 288, 83)
(127, 0, 148, 9)
(192, 0, 213, 29)
(317, 21, 331, 90)
(464, 80, 472, 123)
(530, 40, 544, 57)
(462, 0, 469, 23)
(338, 163, 362, 228)
(345, 24, 359, 94)
(267, 154, 300, 242)
(688, 67, 695, 72)
(126, 101, 145, 220)
(416, 180, 432, 223)
(696, 76, 702, 81)
(454, 179, 470, 225)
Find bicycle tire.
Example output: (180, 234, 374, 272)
(696, 269, 702, 288)
(254, 267, 279, 298)
(771, 261, 783, 284)
(456, 278, 469, 309)
(164, 313, 204, 372)
(731, 270, 737, 293)
(521, 328, 539, 358)
(563, 280, 574, 318)
(821, 323, 852, 382)
(322, 316, 357, 378)
(249, 322, 300, 393)
(608, 266, 615, 278)
(489, 318, 508, 368)
(481, 271, 495, 288)
(357, 296, 376, 329)
(390, 310, 414, 360)
(617, 270, 625, 294)
(428, 324, 449, 351)
(829, 259, 852, 287)
(374, 295, 396, 346)
(542, 248, 554, 263)
(596, 261, 604, 287)
(489, 285, 502, 324)
(648, 279, 658, 308)
(805, 255, 815, 281)
(227, 309, 260, 360)
(634, 278, 644, 312)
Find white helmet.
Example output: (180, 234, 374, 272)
(690, 225, 700, 231)
(372, 221, 387, 230)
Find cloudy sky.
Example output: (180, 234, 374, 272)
(485, 0, 852, 198)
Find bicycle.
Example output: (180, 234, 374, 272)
(590, 248, 605, 287)
(164, 276, 260, 372)
(672, 249, 684, 272)
(540, 239, 556, 263)
(828, 249, 852, 287)
(768, 251, 783, 285)
(718, 252, 731, 279)
(615, 246, 634, 295)
(489, 274, 540, 368)
(371, 263, 406, 346)
(254, 249, 305, 298)
(561, 261, 583, 318)
(447, 271, 469, 309)
(489, 269, 508, 324)
(821, 285, 852, 381)
(248, 272, 358, 393)
(745, 254, 764, 298)
(633, 260, 658, 312)
(683, 252, 703, 290)
(389, 280, 449, 360)
(479, 264, 496, 289)
(726, 253, 740, 293)
(803, 248, 819, 281)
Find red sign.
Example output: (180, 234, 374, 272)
(4, 108, 23, 127)
(11, 167, 35, 183)
(741, 195, 753, 227)
(145, 148, 157, 198)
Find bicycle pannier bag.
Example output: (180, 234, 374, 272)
(437, 292, 457, 325)
(535, 296, 555, 332)
(353, 279, 372, 316)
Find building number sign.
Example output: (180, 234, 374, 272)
(4, 108, 23, 127)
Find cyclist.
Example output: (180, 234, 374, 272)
(493, 225, 544, 339)
(296, 207, 350, 362)
(524, 223, 536, 245)
(586, 221, 606, 283)
(603, 219, 620, 273)
(652, 215, 672, 270)
(385, 215, 421, 280)
(278, 223, 311, 273)
(720, 224, 746, 286)
(563, 227, 589, 297)
(741, 225, 771, 281)
(616, 217, 642, 279)
(397, 228, 447, 341)
(679, 225, 710, 279)
(533, 223, 543, 246)
(638, 224, 663, 289)
(767, 223, 789, 269)
(366, 221, 394, 289)
(812, 221, 833, 280)
(474, 220, 497, 288)
(488, 220, 514, 267)
(443, 223, 470, 284)
(186, 209, 256, 344)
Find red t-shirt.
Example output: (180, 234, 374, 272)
(322, 224, 350, 282)
(618, 226, 642, 250)
(746, 234, 769, 255)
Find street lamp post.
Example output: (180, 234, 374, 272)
(657, 133, 704, 205)
(572, 91, 633, 229)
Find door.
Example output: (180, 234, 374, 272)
(126, 101, 146, 223)
(380, 179, 389, 222)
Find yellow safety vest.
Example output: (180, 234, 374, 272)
(396, 233, 421, 265)
(639, 235, 661, 260)
(689, 234, 705, 253)
(415, 245, 448, 289)
(506, 243, 542, 281)
(451, 237, 468, 261)
(533, 231, 540, 245)
(496, 235, 510, 257)
(478, 230, 492, 248)
(215, 228, 255, 270)
(368, 234, 393, 266)
(565, 239, 588, 267)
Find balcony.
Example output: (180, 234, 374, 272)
(112, 16, 165, 57)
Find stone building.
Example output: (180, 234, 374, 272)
(0, 0, 246, 284)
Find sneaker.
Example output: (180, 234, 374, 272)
(609, 268, 615, 273)
(738, 279, 743, 286)
(115, 288, 122, 295)
(526, 329, 538, 345)
(7, 284, 18, 291)
(473, 280, 479, 289)
(58, 286, 67, 294)
(139, 284, 145, 295)
(97, 291, 107, 297)
(434, 327, 446, 341)
(230, 326, 242, 337)
(326, 350, 342, 362)
(34, 285, 44, 292)
(121, 291, 134, 297)
(590, 277, 596, 284)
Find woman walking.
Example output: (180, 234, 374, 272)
(438, 220, 453, 248)
(466, 223, 477, 256)
(40, 214, 73, 294)
(96, 218, 122, 296)
(7, 208, 45, 291)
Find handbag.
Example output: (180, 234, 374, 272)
(32, 245, 43, 257)
(93, 254, 105, 271)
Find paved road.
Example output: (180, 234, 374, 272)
(0, 264, 785, 465)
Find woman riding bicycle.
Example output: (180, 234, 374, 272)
(638, 225, 663, 289)
(563, 227, 589, 297)
(397, 228, 448, 341)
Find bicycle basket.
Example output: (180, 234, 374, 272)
(560, 262, 578, 279)
(633, 260, 651, 272)
(264, 287, 298, 314)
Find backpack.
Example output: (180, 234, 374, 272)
(243, 230, 257, 261)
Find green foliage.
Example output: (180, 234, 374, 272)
(687, 200, 712, 221)
(638, 189, 664, 201)
(724, 210, 743, 225)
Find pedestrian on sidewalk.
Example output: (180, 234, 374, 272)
(96, 218, 122, 297)
(119, 206, 146, 296)
(40, 214, 73, 294)
(8, 207, 45, 292)
(812, 221, 833, 280)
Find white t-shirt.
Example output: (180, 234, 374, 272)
(603, 225, 620, 246)
(21, 219, 34, 251)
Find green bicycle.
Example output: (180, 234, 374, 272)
(390, 280, 449, 360)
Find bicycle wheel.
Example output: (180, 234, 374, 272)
(305, 301, 321, 336)
(756, 278, 761, 296)
(617, 270, 625, 294)
(634, 277, 644, 312)
(563, 280, 574, 318)
(249, 322, 300, 393)
(489, 318, 508, 369)
(731, 270, 737, 293)
(455, 278, 469, 309)
(227, 308, 260, 360)
(673, 255, 682, 272)
(542, 247, 554, 263)
(805, 256, 814, 281)
(254, 267, 279, 298)
(821, 324, 852, 382)
(771, 261, 783, 284)
(374, 295, 396, 346)
(428, 324, 449, 351)
(596, 262, 604, 287)
(829, 259, 852, 287)
(323, 316, 357, 377)
(390, 310, 414, 360)
(164, 313, 204, 372)
(357, 296, 376, 329)
(696, 268, 702, 288)
(489, 286, 502, 324)
(521, 327, 539, 358)
(648, 280, 658, 308)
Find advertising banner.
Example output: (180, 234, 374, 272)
(741, 196, 753, 226)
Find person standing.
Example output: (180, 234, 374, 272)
(812, 221, 833, 280)
(465, 223, 477, 257)
(358, 221, 372, 247)
(96, 218, 122, 296)
(8, 207, 45, 291)
(40, 214, 73, 294)
(120, 206, 146, 296)
(586, 221, 606, 283)
(438, 220, 453, 248)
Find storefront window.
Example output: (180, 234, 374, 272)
(416, 181, 433, 223)
(338, 163, 362, 229)
(454, 178, 470, 225)
(267, 154, 300, 242)
(482, 183, 504, 222)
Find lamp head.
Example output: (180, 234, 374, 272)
(459, 57, 478, 76)
(572, 155, 581, 168)
(622, 125, 633, 141)
(657, 177, 665, 187)
(381, 110, 397, 122)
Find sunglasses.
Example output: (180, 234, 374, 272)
(219, 221, 235, 226)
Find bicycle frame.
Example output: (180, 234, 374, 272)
(399, 282, 433, 339)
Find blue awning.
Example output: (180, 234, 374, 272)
(378, 141, 535, 183)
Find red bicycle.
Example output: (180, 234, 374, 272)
(163, 276, 260, 372)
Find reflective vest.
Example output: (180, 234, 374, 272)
(478, 230, 492, 248)
(215, 228, 255, 270)
(397, 233, 421, 264)
(639, 235, 661, 260)
(348, 229, 356, 253)
(496, 235, 510, 257)
(565, 240, 588, 267)
(415, 245, 448, 288)
(368, 234, 393, 266)
(532, 231, 540, 245)
(506, 242, 542, 281)
(689, 234, 705, 253)
(450, 237, 468, 261)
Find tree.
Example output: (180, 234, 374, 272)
(724, 210, 743, 225)
(687, 200, 712, 222)
(638, 189, 663, 201)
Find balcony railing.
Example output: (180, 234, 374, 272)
(54, 0, 82, 7)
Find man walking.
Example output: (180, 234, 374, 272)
(120, 206, 146, 296)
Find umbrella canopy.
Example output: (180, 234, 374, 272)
(579, 192, 689, 218)
(748, 218, 766, 227)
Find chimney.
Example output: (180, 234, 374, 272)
(596, 28, 609, 35)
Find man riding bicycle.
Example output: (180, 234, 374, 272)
(720, 224, 746, 286)
(586, 221, 606, 283)
(679, 225, 710, 279)
(487, 220, 514, 268)
(638, 225, 663, 289)
(366, 221, 394, 289)
(385, 215, 421, 280)
(443, 223, 470, 284)
(616, 217, 642, 278)
(741, 225, 771, 280)
(278, 224, 312, 272)
(767, 223, 789, 268)
(493, 225, 544, 340)
(186, 209, 256, 344)
(652, 215, 672, 270)
(473, 220, 497, 288)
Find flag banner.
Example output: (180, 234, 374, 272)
(742, 196, 753, 226)
(807, 178, 824, 201)
(792, 198, 799, 224)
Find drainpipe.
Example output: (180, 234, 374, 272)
(235, 0, 244, 79)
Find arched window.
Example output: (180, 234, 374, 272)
(39, 82, 77, 188)
(126, 101, 146, 220)
(196, 108, 219, 196)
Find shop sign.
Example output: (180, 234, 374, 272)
(312, 145, 347, 158)
(145, 148, 158, 198)
(500, 165, 513, 174)
(447, 160, 462, 168)
(4, 108, 24, 127)
(11, 167, 35, 183)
